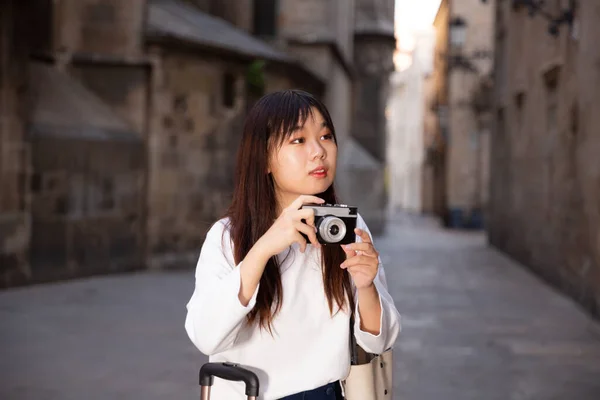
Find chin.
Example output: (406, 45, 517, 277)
(308, 180, 334, 195)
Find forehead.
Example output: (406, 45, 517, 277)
(296, 109, 326, 129)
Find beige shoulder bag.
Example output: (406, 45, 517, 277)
(340, 317, 394, 400)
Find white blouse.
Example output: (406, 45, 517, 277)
(184, 214, 401, 400)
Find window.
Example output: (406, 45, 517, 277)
(515, 92, 525, 134)
(496, 108, 505, 137)
(546, 86, 558, 133)
(253, 0, 277, 37)
(67, 174, 115, 218)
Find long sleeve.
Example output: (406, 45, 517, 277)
(184, 219, 260, 356)
(353, 215, 401, 355)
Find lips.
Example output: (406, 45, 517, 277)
(309, 166, 328, 177)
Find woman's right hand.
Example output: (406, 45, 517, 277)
(257, 195, 325, 256)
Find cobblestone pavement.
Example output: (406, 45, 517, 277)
(1, 214, 600, 400)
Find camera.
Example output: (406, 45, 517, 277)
(300, 203, 358, 245)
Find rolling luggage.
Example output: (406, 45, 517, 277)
(199, 362, 260, 400)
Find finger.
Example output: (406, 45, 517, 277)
(293, 232, 308, 253)
(340, 255, 377, 269)
(341, 245, 356, 259)
(342, 242, 378, 257)
(289, 195, 325, 210)
(294, 222, 320, 249)
(294, 208, 316, 228)
(354, 228, 372, 244)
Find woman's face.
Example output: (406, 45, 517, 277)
(268, 108, 337, 208)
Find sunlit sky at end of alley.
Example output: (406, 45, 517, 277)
(394, 0, 442, 71)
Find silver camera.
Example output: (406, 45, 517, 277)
(300, 203, 358, 245)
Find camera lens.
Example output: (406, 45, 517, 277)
(318, 216, 347, 243)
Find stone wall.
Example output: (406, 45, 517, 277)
(351, 37, 395, 235)
(422, 0, 450, 217)
(29, 138, 145, 280)
(279, 0, 332, 42)
(352, 39, 394, 163)
(0, 1, 32, 286)
(351, 0, 395, 235)
(445, 0, 494, 228)
(146, 52, 247, 269)
(489, 0, 600, 317)
(53, 0, 146, 58)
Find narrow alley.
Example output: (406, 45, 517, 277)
(1, 215, 599, 400)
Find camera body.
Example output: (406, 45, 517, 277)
(300, 203, 358, 245)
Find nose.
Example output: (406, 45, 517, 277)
(309, 140, 325, 160)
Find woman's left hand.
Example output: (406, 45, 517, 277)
(340, 228, 379, 290)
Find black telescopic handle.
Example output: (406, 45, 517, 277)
(199, 362, 259, 397)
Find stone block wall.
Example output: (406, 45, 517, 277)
(445, 0, 494, 228)
(29, 138, 145, 280)
(53, 0, 147, 57)
(279, 0, 331, 41)
(0, 1, 32, 286)
(351, 38, 395, 235)
(489, 0, 600, 317)
(421, 0, 449, 217)
(146, 52, 247, 268)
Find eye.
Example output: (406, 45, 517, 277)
(290, 137, 305, 144)
(321, 133, 334, 141)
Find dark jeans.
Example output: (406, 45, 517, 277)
(279, 381, 343, 400)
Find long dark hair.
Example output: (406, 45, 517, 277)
(225, 90, 354, 332)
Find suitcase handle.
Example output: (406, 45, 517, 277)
(199, 362, 259, 400)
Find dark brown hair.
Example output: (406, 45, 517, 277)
(225, 90, 354, 332)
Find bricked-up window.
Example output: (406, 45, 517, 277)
(223, 73, 235, 108)
(253, 0, 277, 36)
(496, 108, 505, 137)
(67, 174, 116, 217)
(569, 0, 580, 41)
(543, 66, 560, 133)
(546, 87, 558, 132)
(515, 92, 526, 136)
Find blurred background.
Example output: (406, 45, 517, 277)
(1, 0, 600, 399)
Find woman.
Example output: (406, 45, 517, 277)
(185, 90, 401, 399)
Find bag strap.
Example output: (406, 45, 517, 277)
(349, 315, 358, 365)
(350, 313, 379, 365)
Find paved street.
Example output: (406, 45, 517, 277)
(1, 215, 600, 400)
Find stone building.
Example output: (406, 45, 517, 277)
(0, 0, 395, 287)
(271, 0, 396, 235)
(144, 0, 324, 269)
(350, 0, 397, 234)
(422, 0, 494, 228)
(422, 0, 450, 218)
(488, 0, 600, 318)
(446, 0, 494, 228)
(387, 30, 435, 214)
(0, 2, 31, 286)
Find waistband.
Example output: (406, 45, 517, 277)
(279, 380, 342, 400)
